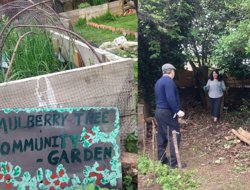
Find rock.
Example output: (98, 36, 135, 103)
(122, 41, 138, 54)
(126, 0, 135, 8)
(63, 1, 73, 11)
(105, 47, 121, 54)
(113, 36, 127, 46)
(133, 58, 138, 62)
(99, 42, 114, 50)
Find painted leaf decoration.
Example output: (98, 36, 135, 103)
(37, 168, 43, 182)
(13, 166, 21, 177)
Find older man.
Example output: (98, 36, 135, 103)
(154, 63, 186, 168)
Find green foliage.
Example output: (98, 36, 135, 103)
(138, 0, 193, 113)
(234, 165, 247, 173)
(125, 132, 138, 153)
(90, 11, 117, 23)
(1, 18, 73, 83)
(93, 0, 105, 6)
(138, 155, 197, 189)
(78, 2, 91, 9)
(122, 175, 136, 190)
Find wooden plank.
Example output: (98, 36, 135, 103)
(85, 3, 109, 21)
(78, 8, 86, 19)
(59, 9, 80, 24)
(109, 0, 123, 15)
(53, 39, 61, 53)
(74, 50, 82, 67)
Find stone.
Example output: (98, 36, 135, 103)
(127, 0, 135, 8)
(113, 36, 127, 46)
(122, 41, 138, 54)
(99, 42, 114, 50)
(63, 1, 73, 11)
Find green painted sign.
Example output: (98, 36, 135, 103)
(0, 107, 121, 190)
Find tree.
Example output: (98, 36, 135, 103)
(211, 0, 250, 80)
(138, 0, 194, 115)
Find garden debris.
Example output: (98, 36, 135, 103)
(145, 117, 154, 123)
(225, 136, 235, 141)
(121, 152, 138, 183)
(232, 127, 250, 145)
(233, 144, 242, 150)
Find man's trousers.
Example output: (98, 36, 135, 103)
(155, 108, 181, 166)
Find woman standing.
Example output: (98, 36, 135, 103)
(203, 70, 226, 127)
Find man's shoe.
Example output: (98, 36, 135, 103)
(170, 163, 187, 169)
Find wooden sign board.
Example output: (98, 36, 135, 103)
(0, 107, 121, 189)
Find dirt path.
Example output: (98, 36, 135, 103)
(138, 101, 250, 190)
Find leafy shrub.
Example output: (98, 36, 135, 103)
(138, 155, 197, 189)
(93, 0, 105, 6)
(78, 2, 91, 9)
(125, 132, 138, 153)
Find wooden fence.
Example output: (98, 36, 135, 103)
(175, 71, 250, 88)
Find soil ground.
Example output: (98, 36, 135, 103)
(138, 98, 250, 190)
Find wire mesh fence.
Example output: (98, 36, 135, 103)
(0, 0, 137, 151)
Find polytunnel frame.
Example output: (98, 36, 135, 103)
(0, 0, 103, 81)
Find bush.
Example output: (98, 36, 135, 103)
(78, 2, 91, 9)
(93, 0, 105, 6)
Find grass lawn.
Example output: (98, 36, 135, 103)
(73, 18, 137, 46)
(90, 14, 138, 31)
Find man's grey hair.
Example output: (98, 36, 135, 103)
(162, 68, 173, 74)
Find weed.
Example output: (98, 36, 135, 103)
(138, 155, 197, 189)
(234, 165, 247, 173)
(125, 132, 138, 153)
(122, 175, 137, 190)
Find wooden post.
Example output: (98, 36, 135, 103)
(53, 39, 61, 53)
(152, 120, 157, 157)
(172, 130, 183, 178)
(143, 121, 146, 157)
(152, 122, 156, 185)
(74, 50, 82, 67)
(167, 126, 171, 169)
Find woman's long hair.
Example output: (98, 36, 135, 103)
(209, 69, 223, 81)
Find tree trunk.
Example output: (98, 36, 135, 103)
(121, 152, 138, 183)
(189, 61, 210, 110)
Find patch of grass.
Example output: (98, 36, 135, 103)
(90, 12, 138, 31)
(138, 155, 197, 189)
(74, 18, 137, 46)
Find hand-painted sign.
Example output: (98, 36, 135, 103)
(0, 107, 121, 190)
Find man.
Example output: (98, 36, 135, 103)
(154, 63, 187, 168)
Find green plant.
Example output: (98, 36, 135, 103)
(1, 18, 73, 83)
(90, 11, 117, 24)
(234, 165, 247, 173)
(122, 175, 136, 190)
(93, 0, 105, 6)
(125, 132, 138, 153)
(138, 155, 197, 189)
(78, 2, 91, 9)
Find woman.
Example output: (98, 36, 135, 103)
(203, 70, 226, 127)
